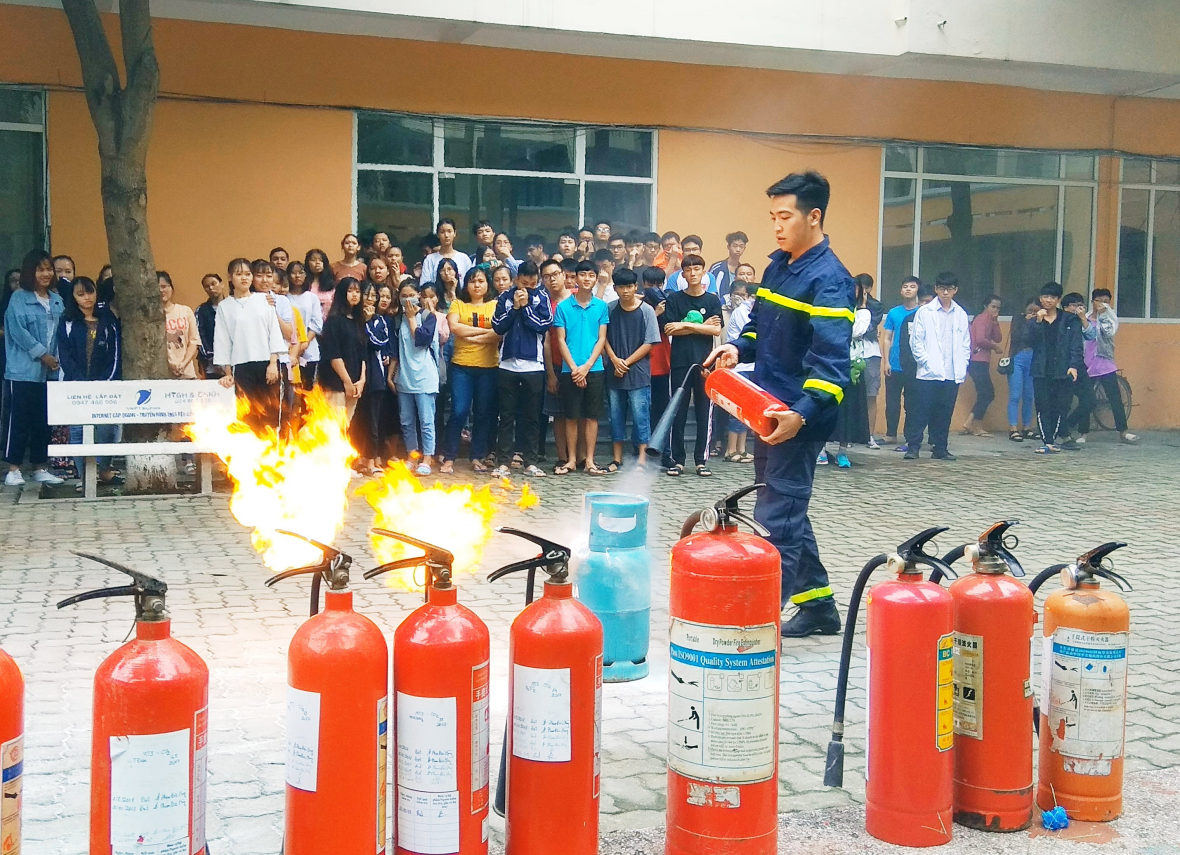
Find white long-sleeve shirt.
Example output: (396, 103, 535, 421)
(910, 299, 970, 383)
(213, 292, 287, 367)
(288, 290, 324, 364)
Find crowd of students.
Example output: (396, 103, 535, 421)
(1, 220, 1138, 489)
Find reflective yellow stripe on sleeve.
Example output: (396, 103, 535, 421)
(803, 378, 845, 404)
(756, 288, 855, 323)
(741, 331, 756, 340)
(790, 586, 834, 605)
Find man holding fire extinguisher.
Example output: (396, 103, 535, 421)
(707, 170, 855, 637)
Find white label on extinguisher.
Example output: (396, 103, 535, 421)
(512, 665, 572, 762)
(285, 687, 321, 792)
(1044, 629, 1128, 774)
(952, 633, 984, 740)
(191, 707, 208, 855)
(1, 734, 22, 855)
(109, 728, 190, 855)
(667, 619, 778, 784)
(593, 655, 602, 799)
(396, 694, 459, 854)
(470, 662, 490, 814)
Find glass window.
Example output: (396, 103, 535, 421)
(1151, 190, 1180, 318)
(924, 146, 1060, 180)
(884, 144, 917, 173)
(1116, 189, 1149, 318)
(1154, 160, 1180, 187)
(584, 182, 651, 239)
(356, 171, 434, 264)
(0, 89, 42, 125)
(1061, 186, 1093, 296)
(439, 174, 579, 249)
(443, 121, 575, 173)
(356, 114, 433, 167)
(880, 178, 915, 304)
(1122, 157, 1151, 185)
(0, 124, 46, 277)
(919, 180, 1058, 311)
(585, 129, 652, 177)
(1061, 155, 1096, 181)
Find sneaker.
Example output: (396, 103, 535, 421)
(904, 448, 919, 460)
(835, 451, 851, 468)
(894, 444, 908, 453)
(780, 600, 841, 638)
(4, 470, 24, 487)
(1058, 440, 1080, 451)
(31, 469, 64, 485)
(523, 465, 545, 478)
(490, 465, 511, 479)
(816, 450, 829, 465)
(931, 450, 957, 461)
(1121, 433, 1138, 444)
(1074, 435, 1087, 444)
(415, 463, 432, 476)
(866, 437, 881, 450)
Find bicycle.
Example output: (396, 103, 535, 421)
(1092, 371, 1133, 432)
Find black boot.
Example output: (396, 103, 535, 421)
(780, 598, 841, 638)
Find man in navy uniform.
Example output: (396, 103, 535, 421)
(707, 170, 854, 637)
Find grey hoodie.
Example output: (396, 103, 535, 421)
(1087, 305, 1119, 361)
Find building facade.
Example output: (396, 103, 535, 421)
(2, 0, 1179, 426)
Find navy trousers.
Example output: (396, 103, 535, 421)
(753, 435, 832, 609)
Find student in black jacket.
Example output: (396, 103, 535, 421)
(57, 277, 122, 485)
(1026, 281, 1083, 453)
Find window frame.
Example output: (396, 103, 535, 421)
(1114, 158, 1180, 323)
(879, 144, 1098, 314)
(0, 85, 50, 261)
(353, 112, 657, 238)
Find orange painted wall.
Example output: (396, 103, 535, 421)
(47, 91, 353, 306)
(656, 131, 882, 280)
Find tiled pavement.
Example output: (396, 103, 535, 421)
(1, 429, 1177, 853)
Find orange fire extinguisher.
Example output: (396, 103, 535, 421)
(489, 527, 603, 855)
(825, 527, 957, 847)
(365, 529, 491, 855)
(0, 644, 22, 855)
(264, 532, 389, 855)
(1029, 542, 1131, 822)
(703, 368, 790, 438)
(929, 521, 1035, 831)
(666, 485, 779, 855)
(58, 551, 210, 855)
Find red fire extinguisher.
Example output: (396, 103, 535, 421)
(489, 527, 603, 855)
(667, 485, 780, 855)
(703, 368, 790, 438)
(825, 527, 957, 847)
(1028, 542, 1131, 822)
(58, 551, 210, 855)
(929, 521, 1034, 831)
(365, 529, 491, 855)
(0, 644, 22, 855)
(264, 532, 389, 855)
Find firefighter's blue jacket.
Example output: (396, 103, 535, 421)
(735, 237, 855, 440)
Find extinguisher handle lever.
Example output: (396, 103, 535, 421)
(57, 551, 169, 620)
(495, 527, 570, 561)
(1078, 541, 1128, 574)
(364, 528, 455, 582)
(979, 519, 1025, 577)
(57, 584, 140, 610)
(895, 526, 948, 562)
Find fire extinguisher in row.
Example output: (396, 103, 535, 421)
(58, 551, 210, 855)
(264, 532, 388, 855)
(365, 529, 491, 855)
(489, 527, 603, 855)
(824, 527, 957, 848)
(1028, 542, 1131, 823)
(0, 640, 22, 855)
(667, 485, 781, 855)
(928, 521, 1035, 832)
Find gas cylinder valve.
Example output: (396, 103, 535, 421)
(1060, 541, 1131, 591)
(265, 530, 353, 617)
(365, 528, 456, 601)
(57, 550, 170, 621)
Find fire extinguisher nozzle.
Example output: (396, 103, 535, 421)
(823, 740, 845, 788)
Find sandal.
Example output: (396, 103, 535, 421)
(440, 460, 454, 475)
(553, 463, 573, 475)
(606, 461, 621, 473)
(738, 452, 755, 463)
(472, 459, 488, 473)
(972, 430, 993, 437)
(696, 465, 713, 477)
(1009, 431, 1023, 442)
(666, 464, 683, 477)
(723, 452, 742, 463)
(1022, 429, 1037, 439)
(586, 463, 609, 476)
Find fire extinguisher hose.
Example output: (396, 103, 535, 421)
(928, 545, 967, 585)
(1027, 563, 1071, 596)
(823, 552, 889, 789)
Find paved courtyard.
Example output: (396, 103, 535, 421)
(2, 429, 1178, 853)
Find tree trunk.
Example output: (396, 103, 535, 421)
(62, 0, 176, 492)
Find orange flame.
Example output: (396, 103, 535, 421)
(186, 388, 357, 571)
(516, 483, 540, 510)
(358, 461, 501, 590)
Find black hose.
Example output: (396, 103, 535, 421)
(1028, 564, 1069, 596)
(309, 571, 323, 617)
(824, 553, 889, 788)
(928, 544, 967, 585)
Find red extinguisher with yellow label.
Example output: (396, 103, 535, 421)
(489, 527, 603, 855)
(365, 530, 491, 855)
(665, 485, 780, 855)
(58, 551, 210, 855)
(0, 643, 23, 855)
(265, 533, 389, 855)
(825, 528, 957, 848)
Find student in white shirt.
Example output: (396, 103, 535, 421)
(904, 271, 970, 461)
(213, 257, 287, 433)
(420, 218, 473, 286)
(285, 261, 324, 389)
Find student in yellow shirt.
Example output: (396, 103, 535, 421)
(440, 266, 501, 474)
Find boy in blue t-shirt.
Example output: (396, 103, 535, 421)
(553, 260, 610, 475)
(880, 276, 921, 444)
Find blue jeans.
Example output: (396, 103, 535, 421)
(608, 386, 652, 446)
(69, 424, 121, 475)
(1006, 348, 1035, 427)
(443, 364, 498, 461)
(398, 392, 437, 457)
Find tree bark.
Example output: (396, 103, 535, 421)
(62, 0, 175, 491)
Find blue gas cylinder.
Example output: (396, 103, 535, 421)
(573, 492, 651, 682)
